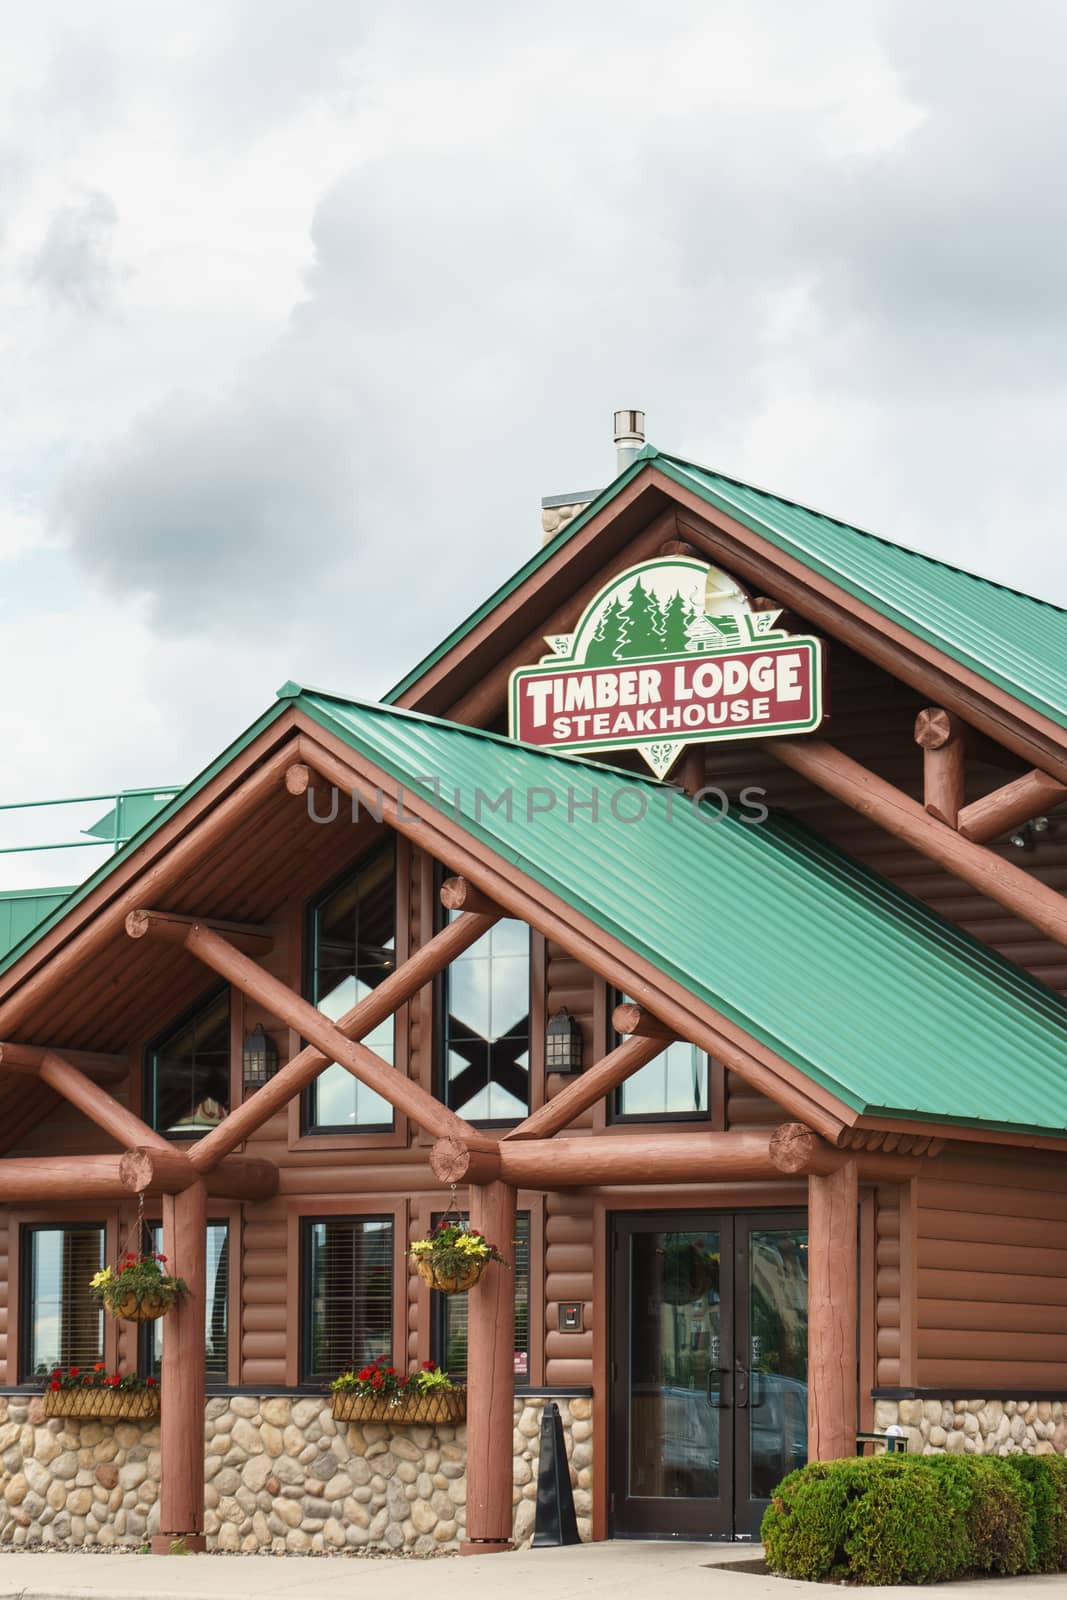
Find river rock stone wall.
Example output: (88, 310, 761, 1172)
(0, 1393, 591, 1552)
(874, 1398, 1067, 1456)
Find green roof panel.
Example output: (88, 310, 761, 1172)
(0, 887, 76, 962)
(294, 688, 1067, 1139)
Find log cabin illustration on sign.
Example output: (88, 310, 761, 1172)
(1, 416, 1067, 1556)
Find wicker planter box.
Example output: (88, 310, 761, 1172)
(332, 1388, 466, 1426)
(105, 1293, 173, 1323)
(413, 1257, 486, 1294)
(43, 1388, 160, 1422)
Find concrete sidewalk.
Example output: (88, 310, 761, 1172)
(0, 1544, 1063, 1600)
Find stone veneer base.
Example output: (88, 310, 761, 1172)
(0, 1394, 592, 1553)
(874, 1398, 1067, 1456)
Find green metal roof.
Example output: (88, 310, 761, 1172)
(5, 678, 1067, 1138)
(386, 445, 1067, 732)
(0, 887, 76, 962)
(291, 686, 1067, 1138)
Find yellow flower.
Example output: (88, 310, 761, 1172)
(89, 1267, 113, 1290)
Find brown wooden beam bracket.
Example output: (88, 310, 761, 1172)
(440, 876, 504, 917)
(769, 737, 1067, 955)
(915, 708, 966, 827)
(127, 910, 494, 1156)
(125, 909, 274, 957)
(120, 1147, 278, 1201)
(611, 1002, 674, 1040)
(957, 767, 1067, 845)
(504, 1032, 670, 1143)
(0, 1043, 129, 1084)
(284, 762, 311, 795)
(0, 1044, 172, 1154)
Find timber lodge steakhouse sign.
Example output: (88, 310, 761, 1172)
(508, 557, 825, 777)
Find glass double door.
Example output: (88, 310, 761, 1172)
(610, 1211, 808, 1540)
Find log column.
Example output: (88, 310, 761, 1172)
(461, 1180, 517, 1555)
(807, 1159, 858, 1462)
(153, 1180, 207, 1552)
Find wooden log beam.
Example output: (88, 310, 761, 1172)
(958, 767, 1067, 845)
(808, 1160, 859, 1461)
(429, 1135, 501, 1186)
(124, 909, 273, 957)
(119, 1147, 277, 1201)
(611, 1002, 674, 1040)
(770, 737, 1067, 954)
(439, 876, 504, 918)
(434, 1125, 924, 1188)
(128, 913, 492, 1151)
(462, 1179, 517, 1554)
(183, 908, 500, 1172)
(284, 762, 311, 795)
(0, 1043, 129, 1085)
(503, 1032, 670, 1142)
(0, 743, 296, 1035)
(914, 708, 966, 827)
(0, 1045, 171, 1154)
(153, 1180, 206, 1551)
(0, 1154, 132, 1201)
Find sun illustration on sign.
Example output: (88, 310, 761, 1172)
(541, 559, 786, 670)
(509, 557, 824, 777)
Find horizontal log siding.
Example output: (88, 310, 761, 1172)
(914, 1153, 1067, 1390)
(240, 1208, 288, 1385)
(544, 941, 596, 1126)
(875, 1184, 902, 1387)
(544, 1189, 594, 1388)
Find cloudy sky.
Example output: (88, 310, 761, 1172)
(2, 0, 1065, 885)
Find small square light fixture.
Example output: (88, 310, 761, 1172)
(242, 1022, 279, 1092)
(546, 1007, 583, 1074)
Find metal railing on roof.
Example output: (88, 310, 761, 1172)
(0, 787, 182, 855)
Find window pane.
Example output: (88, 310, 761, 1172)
(307, 844, 396, 1130)
(615, 993, 707, 1118)
(444, 917, 530, 1121)
(303, 1217, 393, 1382)
(147, 1223, 229, 1379)
(147, 989, 230, 1134)
(439, 1214, 530, 1382)
(23, 1225, 104, 1379)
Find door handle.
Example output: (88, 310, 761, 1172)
(707, 1367, 732, 1409)
(734, 1362, 749, 1410)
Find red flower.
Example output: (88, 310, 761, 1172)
(422, 1361, 435, 1371)
(146, 1377, 157, 1387)
(49, 1380, 60, 1392)
(69, 1367, 80, 1377)
(109, 1375, 120, 1387)
(94, 1362, 105, 1371)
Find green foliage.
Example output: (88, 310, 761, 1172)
(762, 1452, 1057, 1586)
(90, 1250, 189, 1314)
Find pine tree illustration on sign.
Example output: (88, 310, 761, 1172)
(660, 591, 691, 653)
(615, 576, 663, 659)
(585, 597, 626, 665)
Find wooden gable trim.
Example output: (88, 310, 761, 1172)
(395, 463, 1067, 785)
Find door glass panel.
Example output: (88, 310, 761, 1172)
(628, 1230, 721, 1500)
(747, 1228, 809, 1500)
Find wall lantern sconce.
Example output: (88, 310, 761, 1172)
(546, 1008, 583, 1074)
(242, 1023, 279, 1092)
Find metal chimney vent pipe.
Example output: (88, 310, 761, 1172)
(613, 409, 645, 473)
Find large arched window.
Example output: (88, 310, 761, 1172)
(145, 988, 230, 1135)
(305, 842, 396, 1132)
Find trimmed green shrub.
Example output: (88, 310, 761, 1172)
(1002, 1455, 1067, 1572)
(761, 1452, 1050, 1585)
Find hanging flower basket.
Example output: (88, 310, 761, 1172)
(409, 1220, 508, 1296)
(42, 1366, 159, 1421)
(331, 1360, 465, 1424)
(90, 1251, 189, 1323)
(660, 1239, 720, 1306)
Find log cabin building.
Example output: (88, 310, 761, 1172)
(2, 417, 1067, 1554)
